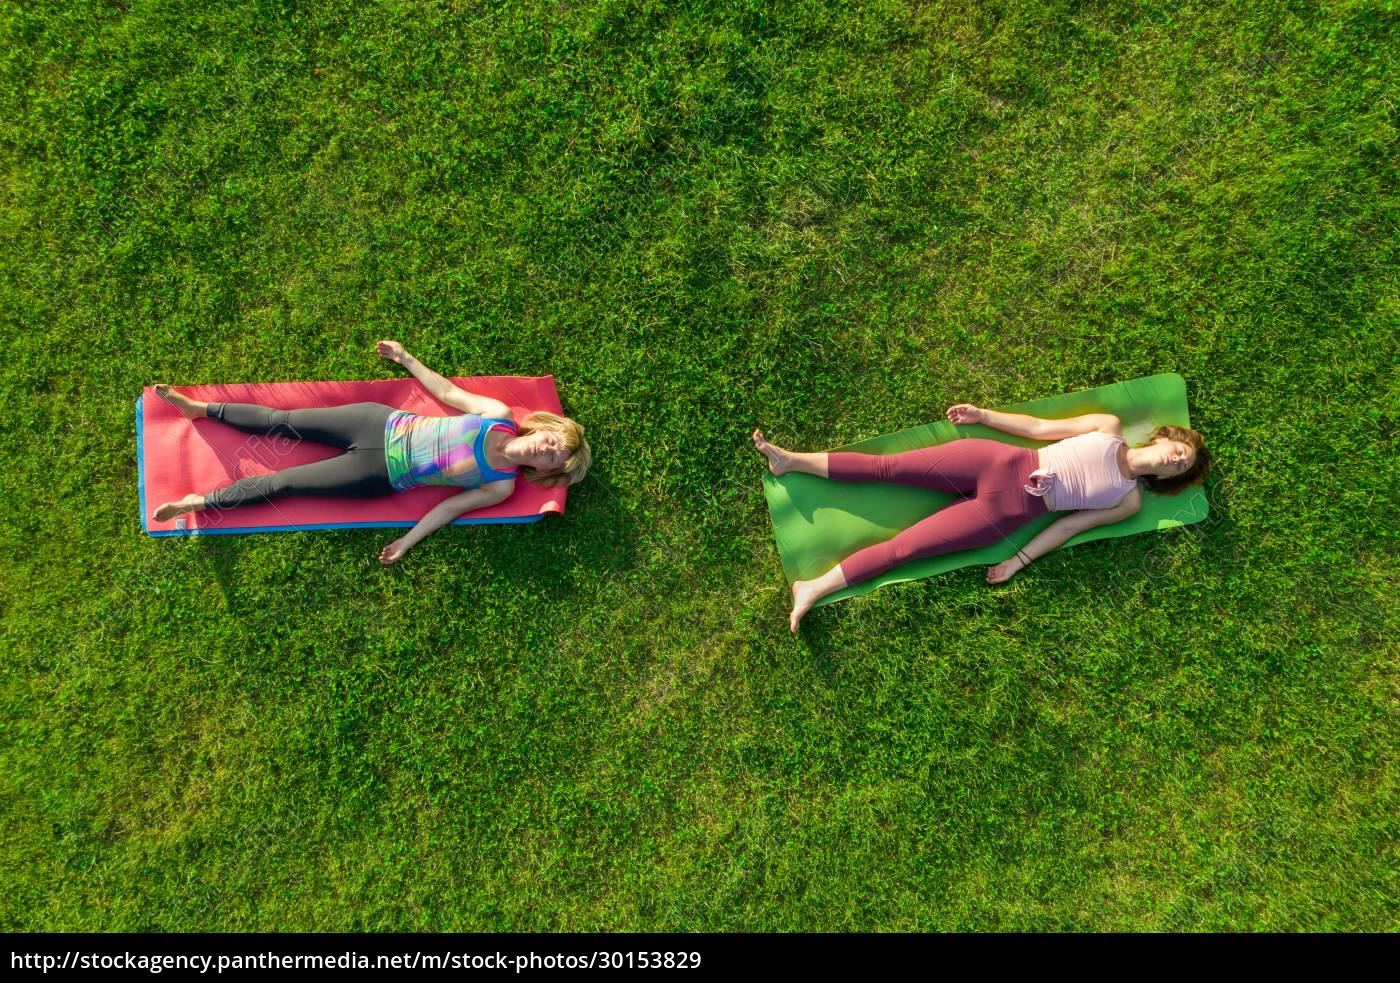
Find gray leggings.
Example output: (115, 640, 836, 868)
(203, 402, 395, 510)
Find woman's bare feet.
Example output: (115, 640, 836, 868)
(752, 429, 793, 476)
(153, 493, 205, 522)
(788, 564, 850, 631)
(153, 384, 207, 419)
(789, 579, 821, 632)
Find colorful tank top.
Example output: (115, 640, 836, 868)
(1025, 431, 1137, 511)
(383, 411, 518, 492)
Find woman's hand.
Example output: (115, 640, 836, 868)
(379, 537, 409, 565)
(986, 556, 1025, 585)
(375, 340, 408, 365)
(947, 403, 986, 425)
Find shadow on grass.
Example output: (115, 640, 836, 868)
(191, 475, 643, 619)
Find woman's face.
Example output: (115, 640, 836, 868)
(521, 428, 571, 474)
(1151, 437, 1196, 478)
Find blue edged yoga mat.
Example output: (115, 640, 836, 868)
(137, 375, 569, 536)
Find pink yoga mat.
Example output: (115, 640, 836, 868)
(138, 376, 568, 536)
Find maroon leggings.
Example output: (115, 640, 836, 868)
(830, 438, 1048, 585)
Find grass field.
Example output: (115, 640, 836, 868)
(1, 0, 1396, 930)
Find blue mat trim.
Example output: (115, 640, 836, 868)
(136, 396, 548, 537)
(136, 397, 150, 533)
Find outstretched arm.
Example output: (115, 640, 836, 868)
(987, 486, 1142, 583)
(947, 403, 1121, 440)
(378, 481, 516, 565)
(375, 340, 510, 417)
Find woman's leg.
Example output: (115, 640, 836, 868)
(155, 386, 394, 449)
(205, 401, 393, 450)
(752, 429, 829, 477)
(753, 432, 1011, 493)
(154, 449, 394, 520)
(838, 493, 1035, 585)
(203, 449, 393, 510)
(153, 384, 209, 418)
(826, 438, 1015, 493)
(787, 493, 1042, 631)
(783, 442, 1045, 630)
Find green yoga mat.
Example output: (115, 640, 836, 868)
(762, 372, 1208, 607)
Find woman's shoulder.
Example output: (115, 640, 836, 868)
(462, 409, 517, 428)
(1052, 428, 1117, 449)
(477, 398, 514, 421)
(1084, 428, 1126, 449)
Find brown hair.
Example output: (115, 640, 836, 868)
(515, 411, 592, 488)
(1138, 424, 1212, 495)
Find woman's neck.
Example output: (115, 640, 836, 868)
(1119, 444, 1148, 479)
(485, 427, 519, 472)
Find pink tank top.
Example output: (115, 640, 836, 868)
(1025, 431, 1137, 511)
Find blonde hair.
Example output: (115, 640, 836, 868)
(516, 411, 592, 488)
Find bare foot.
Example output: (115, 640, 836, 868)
(153, 384, 206, 419)
(153, 493, 204, 522)
(752, 429, 793, 476)
(790, 579, 821, 632)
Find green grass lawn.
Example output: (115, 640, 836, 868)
(1, 0, 1395, 930)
